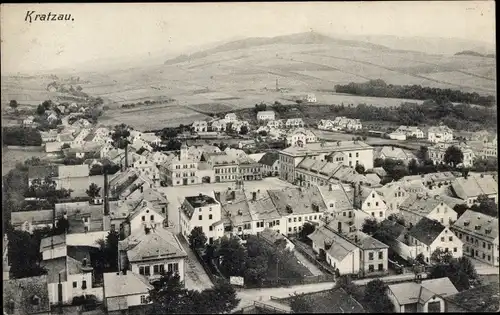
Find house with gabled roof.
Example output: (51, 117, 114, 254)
(308, 221, 389, 277)
(351, 184, 388, 220)
(258, 151, 280, 177)
(40, 245, 103, 305)
(399, 193, 458, 228)
(103, 271, 153, 314)
(450, 210, 498, 266)
(387, 277, 459, 312)
(396, 125, 425, 139)
(3, 275, 51, 315)
(118, 227, 187, 283)
(407, 217, 463, 264)
(427, 124, 453, 143)
(450, 173, 498, 206)
(376, 181, 410, 215)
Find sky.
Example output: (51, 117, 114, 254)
(1, 2, 495, 74)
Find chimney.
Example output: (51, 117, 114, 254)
(252, 191, 257, 201)
(231, 191, 236, 200)
(324, 239, 333, 250)
(104, 171, 109, 215)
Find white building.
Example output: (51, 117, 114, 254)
(103, 272, 153, 313)
(286, 128, 318, 147)
(399, 194, 458, 228)
(450, 173, 498, 206)
(396, 126, 425, 139)
(257, 110, 276, 121)
(451, 210, 499, 266)
(192, 121, 208, 133)
(428, 142, 475, 167)
(224, 113, 238, 123)
(285, 118, 304, 129)
(179, 193, 225, 244)
(160, 144, 200, 186)
(428, 124, 454, 143)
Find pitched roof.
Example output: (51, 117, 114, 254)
(444, 283, 500, 312)
(258, 151, 280, 167)
(268, 186, 327, 216)
(281, 140, 372, 156)
(40, 257, 67, 283)
(3, 275, 51, 315)
(318, 184, 354, 212)
(11, 209, 54, 227)
(121, 227, 187, 263)
(103, 272, 153, 299)
(218, 190, 252, 226)
(408, 217, 446, 246)
(40, 234, 66, 252)
(451, 174, 498, 199)
(389, 277, 458, 306)
(452, 210, 498, 242)
(259, 228, 287, 246)
(28, 164, 59, 179)
(308, 226, 358, 261)
(400, 193, 453, 216)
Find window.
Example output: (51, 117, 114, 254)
(356, 152, 359, 158)
(199, 215, 202, 220)
(483, 242, 486, 248)
(378, 251, 383, 259)
(375, 202, 379, 206)
(150, 215, 154, 221)
(142, 216, 145, 221)
(488, 255, 491, 261)
(298, 217, 302, 222)
(139, 266, 145, 275)
(294, 217, 297, 222)
(314, 215, 317, 220)
(369, 252, 374, 260)
(379, 212, 383, 217)
(488, 244, 492, 250)
(82, 280, 87, 290)
(378, 264, 383, 271)
(440, 218, 444, 223)
(449, 236, 453, 242)
(141, 295, 148, 304)
(73, 281, 77, 288)
(153, 265, 160, 274)
(371, 212, 375, 217)
(441, 237, 445, 242)
(111, 224, 115, 231)
(288, 228, 292, 232)
(209, 214, 213, 220)
(209, 226, 213, 231)
(367, 202, 371, 207)
(453, 247, 457, 252)
(368, 264, 374, 272)
(288, 218, 292, 223)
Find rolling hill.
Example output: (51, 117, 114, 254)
(3, 32, 496, 131)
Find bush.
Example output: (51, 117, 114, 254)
(2, 127, 42, 146)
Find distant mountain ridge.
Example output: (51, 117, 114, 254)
(455, 50, 495, 58)
(164, 32, 390, 65)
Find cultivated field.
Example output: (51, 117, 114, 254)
(2, 147, 48, 174)
(98, 105, 209, 131)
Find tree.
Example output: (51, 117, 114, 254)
(7, 227, 48, 279)
(42, 100, 53, 110)
(335, 275, 358, 296)
(105, 230, 120, 271)
(299, 222, 316, 240)
(453, 204, 469, 218)
(470, 195, 498, 217)
(86, 183, 101, 199)
(430, 248, 453, 264)
(111, 124, 131, 168)
(355, 164, 365, 174)
(54, 216, 69, 235)
(363, 279, 393, 312)
(417, 146, 428, 161)
(361, 218, 378, 235)
(147, 271, 189, 314)
(202, 280, 240, 314)
(444, 146, 464, 168)
(408, 158, 419, 175)
(258, 130, 268, 136)
(387, 214, 405, 226)
(429, 257, 478, 291)
(216, 236, 247, 278)
(290, 293, 314, 313)
(9, 100, 18, 109)
(188, 227, 207, 250)
(36, 104, 46, 115)
(239, 125, 249, 135)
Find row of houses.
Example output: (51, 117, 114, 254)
(318, 117, 363, 132)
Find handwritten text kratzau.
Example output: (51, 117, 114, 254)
(25, 11, 74, 23)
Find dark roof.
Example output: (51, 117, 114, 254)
(445, 283, 500, 312)
(185, 194, 217, 208)
(277, 288, 365, 313)
(408, 217, 446, 246)
(258, 151, 279, 167)
(40, 257, 67, 283)
(28, 165, 59, 179)
(3, 275, 51, 315)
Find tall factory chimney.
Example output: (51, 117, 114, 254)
(276, 78, 279, 91)
(104, 170, 110, 215)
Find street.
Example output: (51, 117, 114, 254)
(293, 250, 324, 276)
(177, 234, 214, 291)
(469, 257, 500, 275)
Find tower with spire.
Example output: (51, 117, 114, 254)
(180, 142, 188, 160)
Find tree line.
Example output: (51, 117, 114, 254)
(334, 79, 495, 107)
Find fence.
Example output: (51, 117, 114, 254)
(246, 274, 336, 289)
(290, 238, 338, 275)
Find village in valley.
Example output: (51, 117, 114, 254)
(2, 3, 498, 315)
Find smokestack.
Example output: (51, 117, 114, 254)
(104, 170, 109, 215)
(276, 78, 279, 91)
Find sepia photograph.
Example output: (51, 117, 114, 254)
(1, 1, 497, 314)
